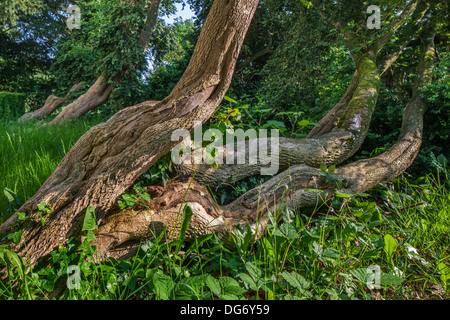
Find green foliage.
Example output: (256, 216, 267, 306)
(0, 1, 68, 111)
(0, 92, 26, 120)
(145, 19, 197, 100)
(353, 37, 449, 178)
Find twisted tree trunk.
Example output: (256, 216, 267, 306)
(0, 0, 260, 267)
(94, 23, 435, 261)
(174, 1, 431, 187)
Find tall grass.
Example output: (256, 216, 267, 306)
(0, 118, 105, 223)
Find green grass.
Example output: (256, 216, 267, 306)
(0, 118, 449, 300)
(0, 117, 105, 224)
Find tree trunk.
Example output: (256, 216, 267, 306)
(18, 82, 83, 122)
(0, 0, 261, 267)
(94, 23, 435, 261)
(0, 1, 435, 269)
(175, 49, 382, 187)
(48, 75, 114, 125)
(19, 0, 162, 125)
(174, 3, 430, 188)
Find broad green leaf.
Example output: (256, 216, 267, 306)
(281, 271, 311, 296)
(279, 223, 298, 239)
(7, 230, 23, 244)
(219, 276, 246, 297)
(438, 263, 450, 284)
(239, 273, 258, 291)
(152, 271, 175, 300)
(245, 261, 261, 280)
(379, 273, 404, 287)
(298, 119, 310, 126)
(205, 275, 221, 296)
(139, 192, 151, 202)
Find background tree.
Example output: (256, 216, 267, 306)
(18, 0, 182, 123)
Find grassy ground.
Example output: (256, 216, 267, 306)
(0, 118, 449, 300)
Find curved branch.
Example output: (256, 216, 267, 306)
(96, 23, 435, 260)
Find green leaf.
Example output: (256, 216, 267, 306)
(384, 234, 397, 260)
(7, 230, 23, 244)
(245, 261, 261, 280)
(82, 206, 98, 231)
(17, 212, 28, 221)
(205, 275, 221, 296)
(219, 276, 246, 297)
(380, 273, 404, 287)
(320, 163, 327, 172)
(122, 193, 138, 207)
(223, 96, 237, 104)
(335, 192, 352, 198)
(438, 263, 450, 284)
(298, 119, 310, 126)
(281, 271, 311, 296)
(139, 192, 151, 203)
(239, 273, 258, 291)
(328, 165, 336, 175)
(152, 271, 175, 300)
(278, 223, 298, 239)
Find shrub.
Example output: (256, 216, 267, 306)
(0, 92, 26, 120)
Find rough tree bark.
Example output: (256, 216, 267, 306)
(174, 0, 431, 187)
(0, 0, 261, 267)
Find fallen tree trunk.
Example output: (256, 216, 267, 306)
(174, 2, 431, 187)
